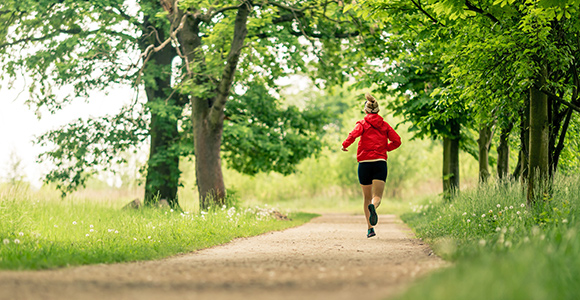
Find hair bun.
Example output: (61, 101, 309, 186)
(365, 93, 376, 103)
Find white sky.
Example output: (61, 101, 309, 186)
(0, 79, 138, 187)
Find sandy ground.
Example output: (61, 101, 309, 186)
(0, 214, 446, 300)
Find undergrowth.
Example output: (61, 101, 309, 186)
(397, 176, 580, 300)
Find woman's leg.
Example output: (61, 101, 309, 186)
(371, 179, 386, 208)
(361, 184, 373, 229)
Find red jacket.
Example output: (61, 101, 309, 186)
(342, 114, 401, 162)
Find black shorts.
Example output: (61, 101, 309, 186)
(358, 161, 388, 185)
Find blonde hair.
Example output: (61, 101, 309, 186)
(364, 93, 379, 113)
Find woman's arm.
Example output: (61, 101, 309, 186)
(386, 124, 401, 151)
(342, 122, 363, 150)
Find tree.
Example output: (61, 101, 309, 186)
(0, 0, 187, 208)
(154, 0, 362, 208)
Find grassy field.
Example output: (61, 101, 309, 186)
(0, 185, 317, 270)
(395, 176, 580, 300)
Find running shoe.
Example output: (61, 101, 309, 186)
(368, 203, 378, 226)
(367, 228, 376, 238)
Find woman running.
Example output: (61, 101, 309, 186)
(341, 93, 401, 238)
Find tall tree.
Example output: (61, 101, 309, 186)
(154, 0, 361, 208)
(0, 0, 187, 208)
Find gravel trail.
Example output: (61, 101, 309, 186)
(0, 213, 445, 300)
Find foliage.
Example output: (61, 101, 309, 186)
(0, 187, 317, 270)
(223, 80, 329, 175)
(34, 107, 150, 197)
(397, 175, 580, 300)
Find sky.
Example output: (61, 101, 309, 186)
(0, 78, 138, 187)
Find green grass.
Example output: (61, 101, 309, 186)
(0, 187, 317, 270)
(396, 176, 580, 300)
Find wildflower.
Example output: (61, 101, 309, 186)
(505, 241, 512, 248)
(86, 234, 89, 237)
(3, 239, 9, 244)
(517, 211, 520, 215)
(134, 238, 137, 241)
(18, 232, 24, 236)
(14, 239, 20, 244)
(170, 209, 174, 212)
(148, 236, 151, 239)
(108, 229, 113, 232)
(497, 204, 501, 208)
(467, 219, 471, 223)
(201, 211, 208, 215)
(73, 221, 77, 225)
(90, 225, 94, 228)
(479, 239, 486, 246)
(504, 207, 508, 211)
(152, 226, 156, 229)
(489, 210, 493, 213)
(509, 206, 514, 209)
(496, 227, 501, 232)
(524, 211, 528, 214)
(449, 204, 453, 208)
(562, 219, 569, 223)
(462, 212, 467, 216)
(521, 203, 525, 208)
(482, 214, 486, 218)
(114, 230, 119, 234)
(54, 225, 58, 228)
(478, 224, 482, 227)
(472, 213, 476, 217)
(90, 229, 94, 232)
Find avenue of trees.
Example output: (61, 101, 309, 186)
(1, 0, 580, 208)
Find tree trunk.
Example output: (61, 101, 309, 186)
(174, 3, 250, 210)
(192, 98, 226, 209)
(443, 120, 460, 197)
(497, 123, 512, 180)
(477, 124, 493, 183)
(141, 17, 182, 208)
(527, 67, 550, 204)
(552, 108, 573, 172)
(513, 103, 530, 182)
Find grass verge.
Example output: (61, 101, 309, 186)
(396, 176, 580, 300)
(0, 187, 317, 270)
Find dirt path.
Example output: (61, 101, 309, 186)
(0, 214, 445, 300)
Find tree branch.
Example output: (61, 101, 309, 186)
(267, 1, 310, 13)
(201, 5, 242, 23)
(535, 85, 580, 113)
(0, 27, 133, 50)
(209, 2, 251, 126)
(410, 0, 444, 26)
(136, 12, 189, 83)
(464, 0, 500, 24)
